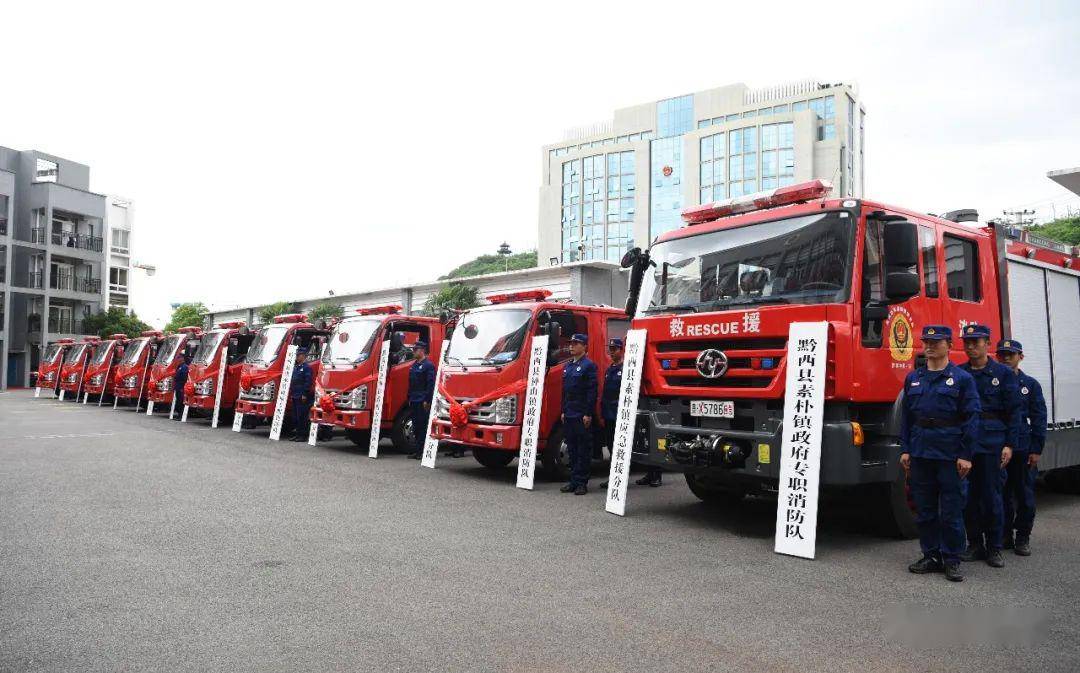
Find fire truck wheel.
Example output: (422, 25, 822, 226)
(472, 448, 515, 469)
(345, 429, 371, 447)
(869, 468, 919, 539)
(317, 424, 334, 442)
(684, 473, 745, 506)
(1044, 466, 1080, 494)
(540, 426, 571, 481)
(390, 409, 414, 452)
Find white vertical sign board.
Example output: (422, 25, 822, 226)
(169, 394, 177, 420)
(75, 359, 88, 404)
(774, 322, 829, 560)
(211, 346, 228, 428)
(181, 405, 190, 423)
(605, 329, 647, 516)
(515, 339, 549, 490)
(421, 343, 450, 469)
(146, 400, 155, 415)
(35, 386, 42, 398)
(58, 389, 66, 401)
(367, 340, 392, 458)
(232, 411, 245, 431)
(269, 345, 298, 441)
(83, 392, 89, 404)
(307, 421, 320, 446)
(133, 362, 146, 413)
(98, 352, 114, 407)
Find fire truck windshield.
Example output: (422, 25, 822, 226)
(63, 343, 89, 365)
(155, 335, 184, 365)
(321, 318, 382, 365)
(90, 341, 115, 366)
(120, 339, 148, 365)
(43, 344, 64, 364)
(245, 325, 290, 366)
(446, 308, 532, 366)
(638, 210, 854, 315)
(193, 332, 227, 365)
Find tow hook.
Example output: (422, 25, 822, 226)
(666, 434, 747, 468)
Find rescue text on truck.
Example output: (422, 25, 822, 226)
(311, 305, 448, 450)
(182, 322, 255, 418)
(621, 179, 1080, 536)
(429, 290, 628, 478)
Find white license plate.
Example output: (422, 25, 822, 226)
(690, 400, 734, 418)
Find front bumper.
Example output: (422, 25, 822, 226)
(430, 419, 522, 451)
(148, 389, 174, 403)
(113, 385, 141, 399)
(187, 394, 221, 410)
(84, 383, 107, 395)
(634, 397, 894, 487)
(310, 406, 374, 429)
(235, 399, 275, 418)
(59, 381, 81, 392)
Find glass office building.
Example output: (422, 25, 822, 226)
(539, 81, 865, 266)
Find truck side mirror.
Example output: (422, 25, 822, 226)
(622, 248, 651, 319)
(389, 330, 404, 352)
(881, 220, 920, 302)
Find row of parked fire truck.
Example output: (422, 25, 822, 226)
(33, 180, 1080, 535)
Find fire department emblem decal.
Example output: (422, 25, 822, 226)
(888, 307, 914, 363)
(669, 317, 685, 338)
(695, 349, 728, 378)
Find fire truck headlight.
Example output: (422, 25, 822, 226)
(194, 379, 214, 396)
(494, 395, 518, 424)
(157, 378, 173, 392)
(123, 375, 139, 387)
(260, 380, 276, 401)
(89, 374, 104, 386)
(344, 384, 368, 410)
(45, 372, 56, 382)
(66, 373, 78, 383)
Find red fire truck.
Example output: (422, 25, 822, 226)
(146, 327, 203, 409)
(113, 331, 166, 403)
(620, 179, 1080, 535)
(58, 336, 100, 398)
(35, 339, 75, 394)
(234, 314, 329, 430)
(429, 290, 628, 477)
(181, 321, 256, 419)
(83, 334, 130, 400)
(311, 306, 448, 448)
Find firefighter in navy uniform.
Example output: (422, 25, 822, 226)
(288, 347, 313, 441)
(406, 341, 437, 460)
(995, 339, 1047, 556)
(958, 324, 1022, 567)
(560, 333, 598, 495)
(173, 353, 190, 420)
(900, 325, 981, 583)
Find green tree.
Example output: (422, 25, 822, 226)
(83, 307, 152, 338)
(164, 302, 208, 333)
(423, 283, 481, 315)
(1027, 216, 1080, 246)
(258, 301, 295, 324)
(440, 250, 538, 279)
(309, 302, 344, 321)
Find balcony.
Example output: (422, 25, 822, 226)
(21, 271, 44, 290)
(47, 316, 83, 335)
(49, 274, 100, 294)
(52, 232, 103, 252)
(1, 218, 7, 236)
(30, 227, 46, 244)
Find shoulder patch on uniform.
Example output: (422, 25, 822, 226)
(946, 377, 954, 386)
(910, 380, 920, 386)
(992, 378, 999, 386)
(1021, 386, 1029, 395)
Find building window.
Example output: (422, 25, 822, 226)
(920, 227, 939, 298)
(111, 228, 130, 252)
(35, 158, 58, 183)
(109, 267, 128, 290)
(562, 152, 635, 262)
(943, 235, 981, 302)
(699, 132, 726, 203)
(807, 95, 837, 140)
(657, 95, 694, 139)
(728, 127, 758, 197)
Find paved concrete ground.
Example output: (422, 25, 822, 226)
(2, 388, 1078, 672)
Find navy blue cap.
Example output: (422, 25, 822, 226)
(296, 346, 310, 355)
(996, 339, 1023, 353)
(414, 340, 429, 351)
(570, 333, 588, 345)
(607, 337, 624, 349)
(961, 323, 992, 340)
(920, 325, 951, 341)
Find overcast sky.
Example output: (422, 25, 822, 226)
(3, 0, 1078, 327)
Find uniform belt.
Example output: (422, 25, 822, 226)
(916, 417, 964, 428)
(979, 412, 1007, 422)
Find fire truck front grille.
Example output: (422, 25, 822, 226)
(434, 397, 497, 424)
(654, 336, 787, 392)
(655, 337, 787, 353)
(663, 375, 773, 389)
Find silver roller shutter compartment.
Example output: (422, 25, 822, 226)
(1046, 269, 1080, 423)
(1007, 260, 1055, 423)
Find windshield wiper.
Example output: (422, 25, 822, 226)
(445, 355, 467, 366)
(644, 303, 699, 315)
(712, 296, 791, 309)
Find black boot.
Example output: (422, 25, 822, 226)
(959, 544, 986, 562)
(908, 556, 943, 574)
(944, 563, 964, 582)
(1014, 539, 1032, 556)
(1003, 533, 1014, 550)
(986, 548, 1005, 568)
(560, 483, 575, 493)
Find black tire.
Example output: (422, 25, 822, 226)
(390, 406, 416, 452)
(345, 428, 371, 447)
(540, 425, 570, 481)
(472, 447, 515, 469)
(317, 424, 334, 441)
(1044, 466, 1080, 495)
(684, 473, 745, 506)
(868, 468, 919, 539)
